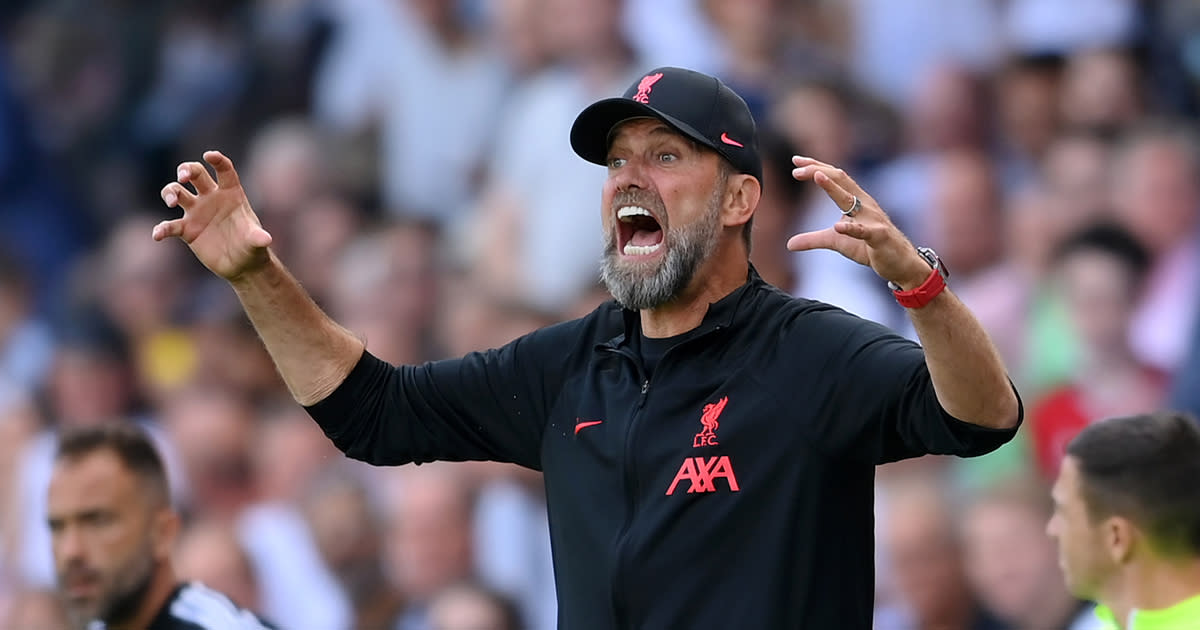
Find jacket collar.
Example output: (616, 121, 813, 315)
(602, 264, 766, 349)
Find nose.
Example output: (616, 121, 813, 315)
(611, 157, 650, 193)
(56, 525, 87, 564)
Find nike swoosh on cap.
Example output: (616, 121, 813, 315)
(720, 132, 744, 148)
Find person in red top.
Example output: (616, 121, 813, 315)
(1031, 222, 1168, 479)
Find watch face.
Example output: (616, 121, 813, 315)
(917, 247, 950, 279)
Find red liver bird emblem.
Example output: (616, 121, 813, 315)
(693, 396, 728, 447)
(632, 72, 664, 104)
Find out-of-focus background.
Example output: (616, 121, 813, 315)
(1, 0, 1199, 628)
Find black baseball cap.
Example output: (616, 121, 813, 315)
(570, 67, 762, 182)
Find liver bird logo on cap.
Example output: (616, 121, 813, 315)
(632, 73, 664, 104)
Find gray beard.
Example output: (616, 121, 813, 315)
(600, 184, 724, 311)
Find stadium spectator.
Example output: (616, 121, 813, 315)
(1111, 122, 1200, 374)
(385, 465, 481, 630)
(961, 475, 1098, 629)
(1040, 129, 1113, 235)
(174, 519, 262, 613)
(1059, 48, 1143, 136)
(1030, 223, 1167, 480)
(302, 468, 404, 630)
(312, 0, 509, 226)
(991, 53, 1063, 188)
(238, 399, 353, 630)
(428, 581, 524, 630)
(877, 473, 1004, 630)
(159, 386, 257, 522)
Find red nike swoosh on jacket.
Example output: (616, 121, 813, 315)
(574, 420, 603, 434)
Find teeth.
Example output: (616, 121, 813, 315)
(617, 206, 653, 222)
(623, 242, 662, 256)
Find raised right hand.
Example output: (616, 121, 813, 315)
(154, 150, 273, 281)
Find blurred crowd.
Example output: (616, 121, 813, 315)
(2, 0, 1200, 628)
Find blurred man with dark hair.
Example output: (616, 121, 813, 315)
(1047, 411, 1200, 630)
(47, 423, 273, 630)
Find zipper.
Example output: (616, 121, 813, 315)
(605, 325, 724, 629)
(605, 344, 647, 630)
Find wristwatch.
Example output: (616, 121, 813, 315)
(888, 247, 950, 309)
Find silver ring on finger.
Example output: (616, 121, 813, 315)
(841, 195, 862, 217)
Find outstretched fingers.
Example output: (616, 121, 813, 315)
(204, 150, 241, 189)
(177, 161, 218, 194)
(160, 182, 196, 209)
(812, 171, 858, 216)
(792, 156, 878, 208)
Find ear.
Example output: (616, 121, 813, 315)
(722, 174, 761, 229)
(151, 508, 181, 561)
(1104, 516, 1137, 565)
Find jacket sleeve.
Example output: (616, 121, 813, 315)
(788, 306, 1021, 465)
(303, 319, 580, 470)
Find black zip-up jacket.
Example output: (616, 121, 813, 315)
(307, 270, 1021, 629)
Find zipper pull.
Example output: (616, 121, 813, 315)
(641, 380, 649, 395)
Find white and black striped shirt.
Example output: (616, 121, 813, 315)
(87, 582, 275, 630)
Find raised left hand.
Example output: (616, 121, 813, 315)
(785, 156, 931, 290)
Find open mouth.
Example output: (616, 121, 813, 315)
(616, 206, 665, 257)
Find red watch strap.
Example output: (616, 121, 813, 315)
(892, 267, 947, 309)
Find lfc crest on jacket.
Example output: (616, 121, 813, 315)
(666, 396, 739, 495)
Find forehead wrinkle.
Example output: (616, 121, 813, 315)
(608, 120, 684, 150)
(645, 125, 683, 140)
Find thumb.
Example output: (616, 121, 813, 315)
(786, 227, 838, 252)
(248, 226, 273, 248)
